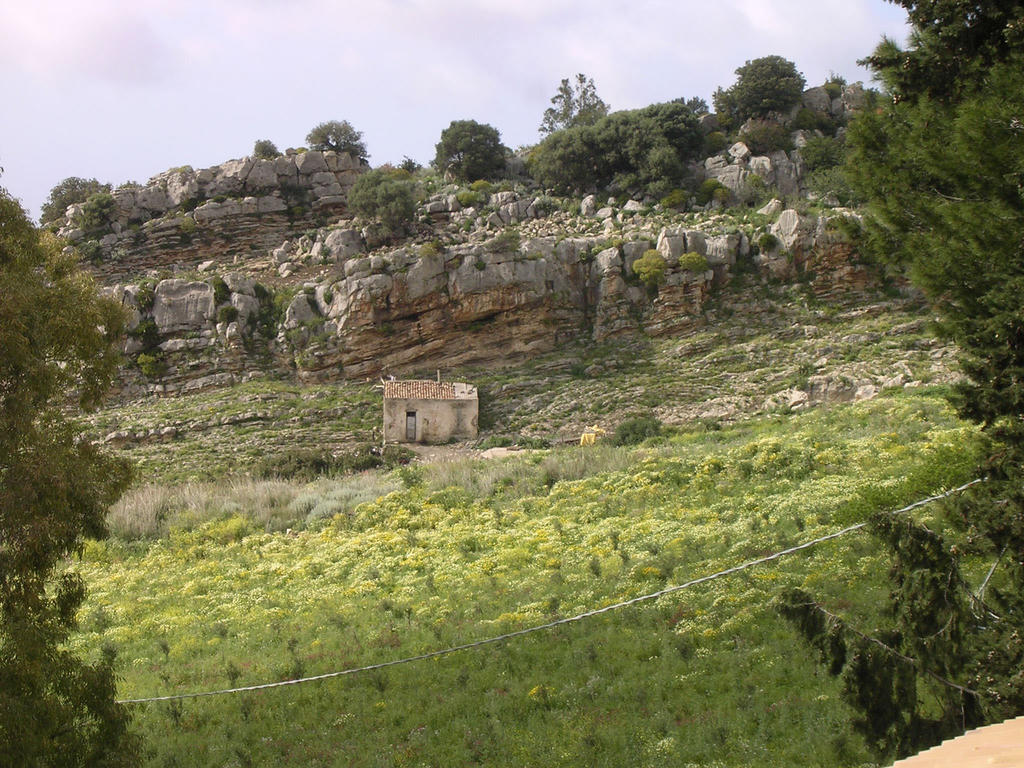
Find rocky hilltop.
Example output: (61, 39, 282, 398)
(55, 84, 883, 401)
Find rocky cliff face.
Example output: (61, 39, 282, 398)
(100, 189, 872, 401)
(60, 150, 367, 283)
(62, 84, 878, 401)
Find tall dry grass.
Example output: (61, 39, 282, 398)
(108, 474, 400, 539)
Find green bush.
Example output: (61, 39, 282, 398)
(306, 120, 367, 160)
(703, 131, 729, 155)
(823, 77, 844, 99)
(129, 318, 159, 351)
(455, 190, 484, 208)
(660, 188, 688, 209)
(611, 414, 662, 446)
(485, 229, 520, 253)
(74, 192, 116, 238)
(800, 135, 845, 171)
(712, 55, 806, 126)
(76, 240, 104, 264)
(528, 102, 702, 195)
(347, 168, 417, 239)
(791, 108, 835, 133)
(253, 139, 281, 159)
(253, 444, 412, 481)
(470, 180, 493, 195)
(434, 120, 507, 181)
(806, 167, 860, 206)
(679, 251, 709, 272)
(40, 177, 111, 226)
(633, 250, 667, 287)
(136, 352, 165, 379)
(419, 240, 443, 258)
(737, 175, 771, 207)
(740, 121, 793, 154)
(254, 448, 337, 481)
(209, 276, 230, 305)
(758, 233, 780, 252)
(218, 305, 239, 323)
(696, 179, 726, 206)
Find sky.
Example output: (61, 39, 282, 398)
(0, 0, 909, 221)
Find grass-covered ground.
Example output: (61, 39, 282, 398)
(86, 280, 955, 488)
(73, 389, 985, 767)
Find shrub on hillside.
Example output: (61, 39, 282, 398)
(696, 179, 727, 206)
(40, 177, 111, 226)
(633, 250, 667, 287)
(434, 120, 507, 181)
(253, 139, 281, 159)
(713, 55, 806, 128)
(347, 168, 417, 239)
(218, 305, 239, 323)
(611, 414, 662, 446)
(485, 229, 520, 254)
(703, 131, 729, 155)
(254, 444, 412, 481)
(758, 233, 780, 252)
(679, 251, 709, 273)
(74, 192, 117, 239)
(806, 167, 860, 206)
(528, 102, 703, 196)
(660, 188, 688, 209)
(800, 135, 845, 171)
(740, 121, 793, 155)
(455, 189, 485, 208)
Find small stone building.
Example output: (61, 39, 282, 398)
(382, 380, 478, 444)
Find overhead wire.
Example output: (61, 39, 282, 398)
(116, 478, 984, 705)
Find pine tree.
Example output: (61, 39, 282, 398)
(778, 2, 1024, 761)
(538, 74, 609, 135)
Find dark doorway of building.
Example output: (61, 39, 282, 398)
(406, 411, 417, 442)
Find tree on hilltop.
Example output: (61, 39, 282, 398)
(0, 181, 140, 765)
(347, 167, 417, 241)
(40, 177, 111, 227)
(306, 120, 368, 161)
(539, 73, 610, 135)
(252, 139, 281, 159)
(712, 55, 805, 127)
(433, 120, 507, 182)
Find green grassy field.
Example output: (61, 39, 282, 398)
(72, 389, 985, 766)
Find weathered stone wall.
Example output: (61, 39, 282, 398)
(383, 397, 479, 444)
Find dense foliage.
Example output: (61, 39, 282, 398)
(40, 177, 111, 227)
(779, 1, 1024, 760)
(305, 120, 367, 161)
(73, 192, 117, 241)
(712, 56, 806, 128)
(0, 188, 139, 765)
(538, 73, 609, 135)
(346, 168, 417, 239)
(529, 102, 702, 196)
(862, 0, 1024, 102)
(433, 120, 507, 182)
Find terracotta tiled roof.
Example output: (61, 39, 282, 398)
(887, 716, 1024, 768)
(383, 380, 476, 400)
